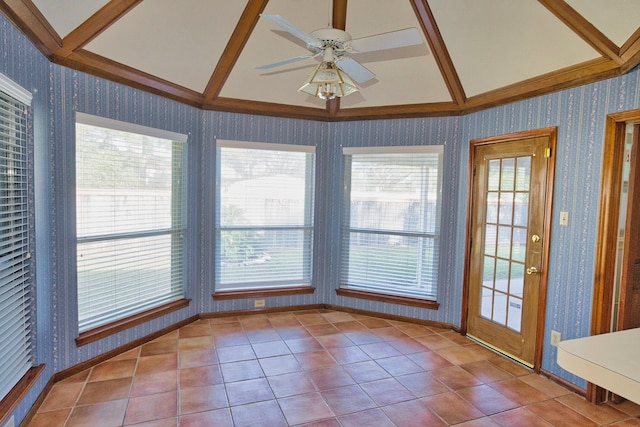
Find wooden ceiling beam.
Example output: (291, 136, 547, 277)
(210, 96, 463, 121)
(59, 0, 142, 56)
(325, 0, 348, 112)
(327, 98, 340, 116)
(203, 0, 270, 102)
(332, 0, 347, 30)
(619, 28, 640, 73)
(539, 0, 622, 64)
(332, 101, 463, 121)
(210, 97, 333, 121)
(621, 27, 640, 57)
(465, 57, 620, 113)
(410, 0, 466, 107)
(57, 49, 203, 107)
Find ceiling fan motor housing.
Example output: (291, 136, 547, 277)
(309, 28, 352, 54)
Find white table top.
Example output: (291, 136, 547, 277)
(557, 328, 640, 404)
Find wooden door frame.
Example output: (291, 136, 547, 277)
(589, 108, 640, 403)
(461, 127, 557, 373)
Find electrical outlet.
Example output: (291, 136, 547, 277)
(254, 299, 265, 308)
(3, 415, 15, 427)
(551, 330, 561, 347)
(559, 211, 569, 226)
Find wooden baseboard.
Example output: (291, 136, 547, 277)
(212, 286, 315, 300)
(201, 303, 456, 332)
(325, 304, 456, 332)
(200, 304, 326, 319)
(0, 365, 45, 427)
(540, 368, 586, 397)
(18, 367, 52, 427)
(335, 288, 440, 310)
(53, 314, 199, 383)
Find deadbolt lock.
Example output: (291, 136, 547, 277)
(531, 234, 541, 243)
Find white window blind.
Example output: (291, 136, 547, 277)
(341, 146, 443, 300)
(0, 84, 32, 401)
(76, 113, 187, 332)
(216, 140, 315, 290)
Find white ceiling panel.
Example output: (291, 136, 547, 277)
(345, 0, 420, 38)
(341, 0, 450, 107)
(339, 54, 452, 108)
(31, 0, 108, 38)
(566, 0, 640, 47)
(86, 0, 249, 93)
(430, 0, 600, 97)
(220, 0, 336, 108)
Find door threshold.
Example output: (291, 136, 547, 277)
(467, 334, 534, 369)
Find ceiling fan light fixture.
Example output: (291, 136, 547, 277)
(298, 61, 358, 100)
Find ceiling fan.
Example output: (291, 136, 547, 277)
(257, 14, 424, 100)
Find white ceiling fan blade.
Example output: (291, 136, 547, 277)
(336, 57, 375, 83)
(256, 55, 315, 70)
(349, 27, 423, 53)
(261, 14, 322, 49)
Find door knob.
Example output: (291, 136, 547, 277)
(526, 266, 539, 275)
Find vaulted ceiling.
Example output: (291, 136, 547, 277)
(2, 0, 639, 121)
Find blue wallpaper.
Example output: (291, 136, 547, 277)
(2, 10, 640, 423)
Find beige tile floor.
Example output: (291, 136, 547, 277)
(27, 309, 640, 426)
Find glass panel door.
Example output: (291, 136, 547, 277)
(467, 134, 554, 367)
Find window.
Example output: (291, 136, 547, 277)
(75, 113, 187, 332)
(341, 146, 443, 300)
(0, 75, 32, 401)
(216, 140, 315, 291)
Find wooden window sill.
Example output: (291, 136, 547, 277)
(76, 298, 191, 347)
(213, 286, 315, 300)
(336, 288, 439, 310)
